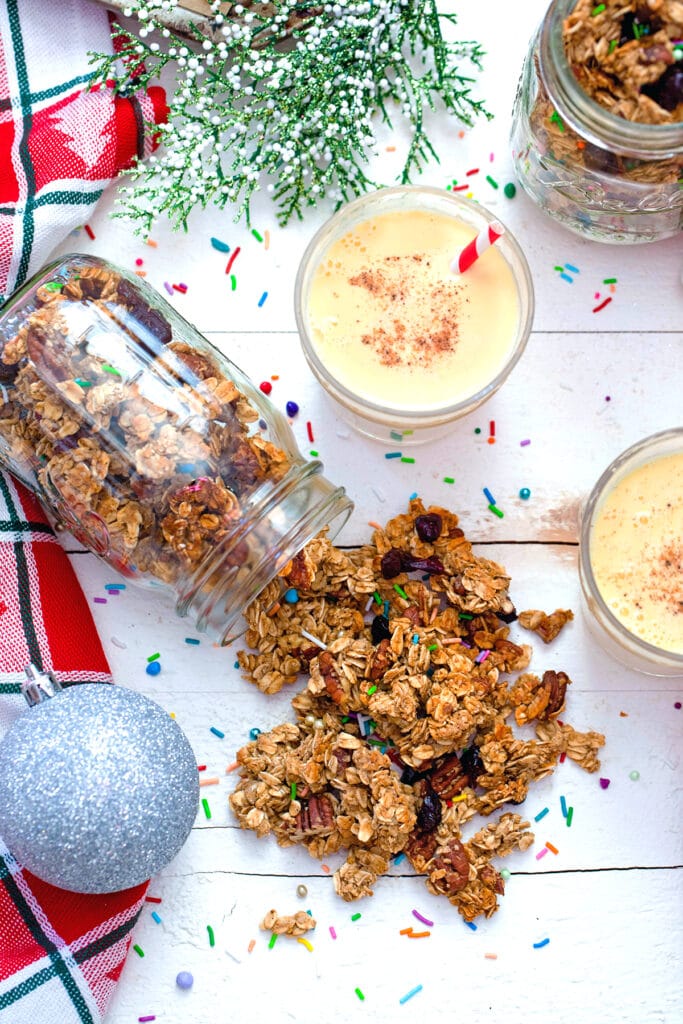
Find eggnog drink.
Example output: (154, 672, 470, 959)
(589, 451, 683, 654)
(306, 209, 520, 412)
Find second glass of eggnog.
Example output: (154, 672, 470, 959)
(294, 186, 534, 443)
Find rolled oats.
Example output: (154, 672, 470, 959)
(230, 500, 606, 922)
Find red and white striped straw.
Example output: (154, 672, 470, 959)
(450, 220, 505, 275)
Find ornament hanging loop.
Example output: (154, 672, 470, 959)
(21, 664, 63, 707)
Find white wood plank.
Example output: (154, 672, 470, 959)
(104, 868, 683, 1024)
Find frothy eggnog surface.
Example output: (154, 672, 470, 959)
(306, 209, 520, 411)
(590, 451, 683, 653)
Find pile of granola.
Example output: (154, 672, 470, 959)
(230, 499, 605, 922)
(0, 257, 291, 589)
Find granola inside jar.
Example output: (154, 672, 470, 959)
(0, 254, 352, 642)
(510, 0, 683, 243)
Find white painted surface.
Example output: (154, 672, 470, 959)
(45, 1, 683, 1021)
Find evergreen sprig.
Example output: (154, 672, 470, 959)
(91, 0, 490, 230)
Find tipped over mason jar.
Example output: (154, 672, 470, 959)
(579, 429, 683, 676)
(0, 255, 352, 642)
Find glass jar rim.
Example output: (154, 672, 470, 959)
(294, 185, 535, 427)
(539, 0, 683, 160)
(579, 427, 683, 668)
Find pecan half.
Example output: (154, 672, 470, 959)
(429, 838, 470, 895)
(430, 754, 469, 799)
(367, 638, 391, 680)
(405, 830, 438, 872)
(293, 793, 335, 838)
(540, 670, 570, 719)
(318, 651, 346, 705)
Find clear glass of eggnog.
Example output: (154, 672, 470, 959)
(579, 428, 683, 676)
(294, 186, 534, 443)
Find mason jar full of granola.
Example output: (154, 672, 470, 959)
(0, 255, 352, 642)
(510, 0, 683, 243)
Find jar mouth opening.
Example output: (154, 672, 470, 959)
(579, 427, 683, 667)
(539, 0, 683, 159)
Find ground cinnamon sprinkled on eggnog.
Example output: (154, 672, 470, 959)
(306, 209, 520, 412)
(590, 451, 683, 653)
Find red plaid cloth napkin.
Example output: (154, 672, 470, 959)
(0, 0, 167, 305)
(0, 471, 149, 1024)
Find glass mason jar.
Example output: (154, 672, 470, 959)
(0, 254, 352, 643)
(579, 428, 683, 676)
(510, 0, 683, 243)
(294, 186, 534, 444)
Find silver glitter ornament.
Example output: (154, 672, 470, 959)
(0, 671, 199, 893)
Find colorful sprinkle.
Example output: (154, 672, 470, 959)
(93, 597, 107, 604)
(249, 728, 261, 740)
(176, 971, 193, 989)
(488, 504, 504, 519)
(466, 167, 479, 176)
(351, 913, 362, 921)
(519, 487, 531, 499)
(385, 451, 402, 459)
(329, 926, 337, 939)
(102, 364, 121, 376)
(172, 283, 188, 294)
(534, 807, 549, 822)
(251, 229, 264, 242)
(399, 985, 423, 1005)
(145, 661, 161, 676)
(559, 273, 574, 284)
(306, 421, 314, 443)
(483, 487, 496, 505)
(163, 281, 174, 295)
(599, 777, 611, 789)
(286, 400, 299, 417)
(629, 770, 640, 781)
(230, 274, 237, 291)
(443, 476, 455, 484)
(225, 247, 241, 274)
(269, 933, 278, 949)
(258, 291, 268, 307)
(545, 842, 559, 855)
(533, 937, 550, 948)
(393, 584, 409, 600)
(560, 795, 568, 817)
(210, 237, 231, 252)
(283, 588, 299, 603)
(412, 909, 434, 927)
(139, 1017, 156, 1022)
(297, 938, 314, 952)
(591, 3, 606, 14)
(503, 182, 517, 198)
(151, 911, 162, 924)
(367, 684, 378, 695)
(535, 847, 548, 861)
(593, 297, 612, 313)
(259, 380, 273, 394)
(500, 867, 511, 881)
(185, 637, 200, 645)
(355, 988, 365, 1002)
(248, 939, 256, 953)
(201, 798, 211, 820)
(550, 110, 565, 131)
(566, 806, 574, 827)
(301, 628, 327, 650)
(84, 224, 96, 240)
(401, 456, 416, 464)
(465, 921, 477, 931)
(133, 944, 144, 958)
(486, 175, 499, 189)
(210, 726, 225, 738)
(207, 925, 215, 947)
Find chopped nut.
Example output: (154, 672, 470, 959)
(518, 608, 574, 644)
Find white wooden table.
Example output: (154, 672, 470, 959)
(49, 2, 683, 1021)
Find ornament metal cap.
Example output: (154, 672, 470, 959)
(21, 663, 63, 707)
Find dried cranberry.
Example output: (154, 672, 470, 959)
(415, 513, 442, 543)
(460, 745, 485, 785)
(644, 63, 683, 112)
(416, 787, 442, 833)
(380, 548, 404, 579)
(402, 554, 445, 575)
(371, 614, 392, 645)
(400, 765, 426, 786)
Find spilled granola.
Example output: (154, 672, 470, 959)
(230, 499, 606, 923)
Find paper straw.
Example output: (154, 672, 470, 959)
(450, 220, 505, 274)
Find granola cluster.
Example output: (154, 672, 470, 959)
(0, 258, 291, 589)
(528, 0, 683, 189)
(230, 500, 605, 922)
